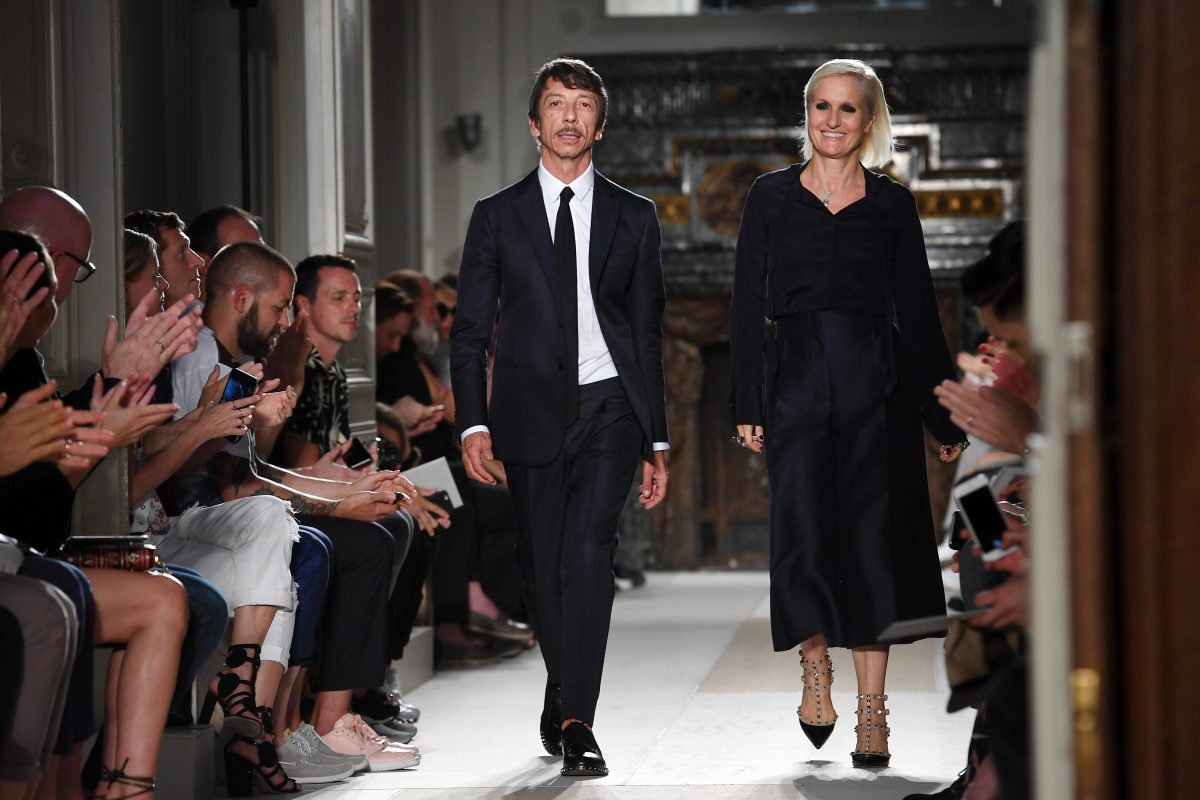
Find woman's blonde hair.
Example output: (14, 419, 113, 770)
(799, 59, 895, 169)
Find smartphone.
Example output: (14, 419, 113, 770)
(221, 367, 259, 403)
(952, 473, 1018, 563)
(221, 368, 259, 442)
(426, 490, 453, 514)
(341, 437, 373, 470)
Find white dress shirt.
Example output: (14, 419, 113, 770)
(461, 162, 668, 453)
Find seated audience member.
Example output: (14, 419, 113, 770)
(186, 205, 265, 299)
(3, 196, 232, 761)
(275, 255, 446, 738)
(910, 220, 1035, 800)
(120, 229, 348, 790)
(0, 564, 77, 800)
(376, 272, 530, 666)
(0, 227, 188, 800)
(166, 241, 420, 772)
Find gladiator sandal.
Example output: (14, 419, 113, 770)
(796, 651, 838, 749)
(851, 692, 891, 767)
(197, 643, 264, 737)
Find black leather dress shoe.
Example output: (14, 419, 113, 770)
(560, 722, 608, 777)
(540, 683, 562, 755)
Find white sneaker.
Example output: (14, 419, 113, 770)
(325, 713, 420, 772)
(276, 729, 355, 784)
(296, 722, 368, 772)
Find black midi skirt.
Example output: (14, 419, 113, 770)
(765, 310, 946, 651)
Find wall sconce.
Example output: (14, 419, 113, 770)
(456, 113, 482, 153)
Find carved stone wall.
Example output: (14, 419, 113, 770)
(583, 46, 1027, 568)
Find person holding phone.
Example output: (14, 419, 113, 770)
(728, 59, 966, 767)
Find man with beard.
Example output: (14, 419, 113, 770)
(165, 241, 422, 772)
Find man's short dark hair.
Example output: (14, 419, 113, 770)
(0, 228, 54, 298)
(375, 281, 415, 322)
(961, 220, 1025, 319)
(294, 254, 357, 304)
(124, 209, 185, 251)
(206, 240, 295, 301)
(527, 58, 608, 128)
(436, 272, 458, 291)
(188, 205, 263, 257)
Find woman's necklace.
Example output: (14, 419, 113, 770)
(820, 188, 834, 207)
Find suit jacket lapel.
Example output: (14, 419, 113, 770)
(514, 170, 557, 293)
(588, 170, 620, 295)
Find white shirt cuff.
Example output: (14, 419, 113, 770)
(460, 425, 490, 442)
(652, 442, 670, 452)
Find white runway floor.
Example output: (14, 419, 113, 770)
(302, 572, 973, 799)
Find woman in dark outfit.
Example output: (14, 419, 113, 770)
(729, 59, 967, 767)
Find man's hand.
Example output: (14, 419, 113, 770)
(330, 490, 400, 522)
(934, 379, 1040, 455)
(639, 451, 669, 509)
(91, 375, 179, 447)
(970, 574, 1029, 630)
(462, 431, 496, 485)
(101, 290, 203, 379)
(249, 386, 298, 429)
(191, 395, 258, 442)
(391, 395, 444, 437)
(265, 307, 310, 394)
(0, 249, 50, 366)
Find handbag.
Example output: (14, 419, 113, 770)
(57, 535, 168, 573)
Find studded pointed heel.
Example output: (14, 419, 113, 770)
(851, 692, 891, 768)
(797, 651, 838, 749)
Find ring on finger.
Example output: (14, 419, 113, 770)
(155, 340, 166, 352)
(966, 415, 975, 425)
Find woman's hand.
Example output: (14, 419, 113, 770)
(407, 487, 452, 536)
(0, 382, 74, 475)
(0, 249, 49, 367)
(934, 379, 1039, 455)
(734, 424, 764, 454)
(92, 375, 179, 447)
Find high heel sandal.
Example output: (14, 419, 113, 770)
(851, 692, 891, 768)
(796, 651, 838, 749)
(224, 733, 301, 796)
(92, 758, 155, 799)
(198, 643, 264, 737)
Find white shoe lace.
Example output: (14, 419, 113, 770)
(290, 731, 315, 760)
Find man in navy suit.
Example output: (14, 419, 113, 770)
(450, 58, 669, 777)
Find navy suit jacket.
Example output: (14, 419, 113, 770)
(450, 167, 669, 467)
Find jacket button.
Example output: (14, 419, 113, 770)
(557, 319, 563, 328)
(558, 361, 564, 371)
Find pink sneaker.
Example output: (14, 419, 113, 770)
(322, 713, 420, 772)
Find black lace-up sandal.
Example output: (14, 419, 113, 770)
(198, 643, 264, 737)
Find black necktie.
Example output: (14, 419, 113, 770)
(555, 186, 579, 423)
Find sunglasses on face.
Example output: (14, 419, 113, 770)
(436, 301, 456, 320)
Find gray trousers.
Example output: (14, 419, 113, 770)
(0, 574, 78, 781)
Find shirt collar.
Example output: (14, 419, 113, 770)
(537, 161, 595, 207)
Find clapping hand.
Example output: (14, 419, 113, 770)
(0, 382, 91, 474)
(934, 379, 1039, 455)
(102, 289, 203, 380)
(0, 249, 50, 366)
(265, 307, 310, 395)
(90, 373, 179, 447)
(249, 385, 297, 429)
